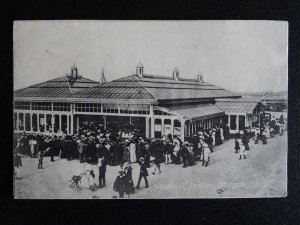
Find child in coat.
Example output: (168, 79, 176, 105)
(37, 150, 45, 169)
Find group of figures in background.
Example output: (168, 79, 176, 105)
(13, 114, 287, 198)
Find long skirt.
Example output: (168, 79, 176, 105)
(203, 148, 210, 162)
(129, 149, 136, 163)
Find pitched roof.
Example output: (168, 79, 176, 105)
(73, 75, 155, 101)
(14, 73, 240, 103)
(14, 76, 99, 100)
(215, 99, 260, 114)
(136, 74, 240, 100)
(156, 104, 225, 121)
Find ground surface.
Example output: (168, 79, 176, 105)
(14, 133, 287, 199)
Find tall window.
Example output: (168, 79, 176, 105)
(164, 119, 171, 136)
(46, 114, 52, 132)
(32, 114, 38, 132)
(25, 113, 31, 131)
(154, 119, 162, 138)
(19, 113, 24, 130)
(238, 115, 246, 131)
(61, 115, 67, 133)
(39, 114, 45, 132)
(13, 113, 17, 130)
(230, 115, 237, 130)
(173, 119, 181, 136)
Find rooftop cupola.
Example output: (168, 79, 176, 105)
(71, 63, 78, 78)
(136, 62, 144, 77)
(67, 63, 82, 85)
(198, 72, 204, 84)
(173, 67, 179, 80)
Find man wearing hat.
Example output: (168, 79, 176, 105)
(191, 133, 200, 160)
(14, 153, 22, 178)
(137, 137, 145, 160)
(164, 140, 173, 164)
(78, 139, 87, 163)
(136, 157, 149, 189)
(241, 130, 250, 150)
(97, 152, 107, 188)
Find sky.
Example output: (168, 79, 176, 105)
(13, 20, 288, 92)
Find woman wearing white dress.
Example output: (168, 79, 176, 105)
(202, 142, 211, 167)
(239, 141, 246, 160)
(29, 139, 37, 158)
(211, 130, 216, 146)
(129, 140, 137, 163)
(220, 127, 224, 141)
(173, 138, 180, 156)
(265, 125, 271, 139)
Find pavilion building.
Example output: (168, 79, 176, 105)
(14, 63, 253, 140)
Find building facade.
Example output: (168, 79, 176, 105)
(14, 63, 244, 141)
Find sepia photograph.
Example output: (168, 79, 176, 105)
(13, 20, 288, 199)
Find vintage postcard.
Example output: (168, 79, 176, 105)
(13, 20, 288, 199)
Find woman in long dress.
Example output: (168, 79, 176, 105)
(211, 130, 216, 146)
(122, 162, 135, 194)
(220, 127, 224, 141)
(202, 142, 211, 167)
(129, 140, 137, 163)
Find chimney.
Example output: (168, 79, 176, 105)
(198, 73, 204, 83)
(173, 67, 179, 80)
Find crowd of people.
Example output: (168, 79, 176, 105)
(13, 115, 287, 198)
(234, 115, 287, 160)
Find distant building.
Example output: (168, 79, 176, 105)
(14, 63, 249, 140)
(215, 98, 264, 133)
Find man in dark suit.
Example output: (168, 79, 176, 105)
(78, 140, 86, 163)
(181, 142, 190, 168)
(97, 153, 107, 188)
(135, 157, 149, 189)
(46, 137, 55, 162)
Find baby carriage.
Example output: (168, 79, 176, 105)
(69, 164, 97, 191)
(69, 172, 86, 191)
